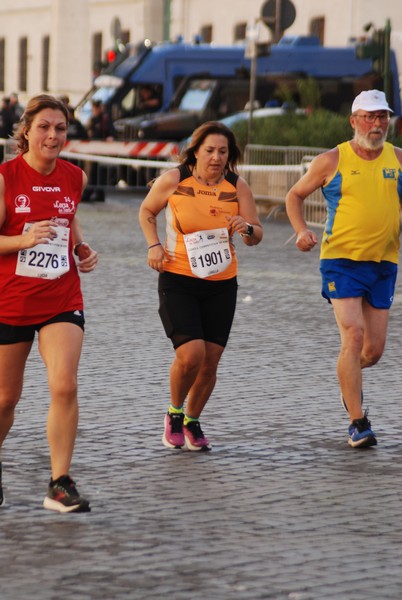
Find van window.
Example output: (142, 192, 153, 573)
(118, 84, 162, 118)
(178, 80, 216, 111)
(77, 87, 117, 126)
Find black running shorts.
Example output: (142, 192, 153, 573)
(158, 272, 238, 349)
(0, 310, 85, 345)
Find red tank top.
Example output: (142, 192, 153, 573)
(0, 154, 84, 325)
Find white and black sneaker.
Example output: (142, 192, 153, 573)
(43, 474, 90, 513)
(0, 462, 5, 507)
(340, 391, 364, 413)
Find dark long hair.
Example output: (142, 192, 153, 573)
(180, 121, 242, 173)
(14, 94, 68, 153)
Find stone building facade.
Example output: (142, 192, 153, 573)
(0, 0, 400, 106)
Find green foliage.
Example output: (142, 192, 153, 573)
(389, 133, 402, 147)
(296, 78, 321, 110)
(232, 109, 353, 151)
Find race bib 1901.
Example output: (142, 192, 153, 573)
(183, 227, 232, 279)
(16, 223, 70, 280)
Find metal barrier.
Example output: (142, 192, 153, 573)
(244, 144, 328, 165)
(244, 144, 328, 226)
(0, 138, 328, 227)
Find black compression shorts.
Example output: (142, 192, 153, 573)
(158, 272, 238, 349)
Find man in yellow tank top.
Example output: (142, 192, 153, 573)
(286, 90, 402, 449)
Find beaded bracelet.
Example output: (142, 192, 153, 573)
(148, 242, 162, 250)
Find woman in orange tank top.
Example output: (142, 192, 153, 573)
(139, 121, 263, 451)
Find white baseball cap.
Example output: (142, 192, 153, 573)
(352, 89, 393, 113)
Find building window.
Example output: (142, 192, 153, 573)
(310, 17, 325, 45)
(92, 32, 102, 78)
(234, 22, 247, 42)
(42, 36, 50, 92)
(163, 0, 171, 41)
(200, 25, 213, 43)
(19, 37, 28, 92)
(121, 30, 130, 45)
(0, 38, 5, 91)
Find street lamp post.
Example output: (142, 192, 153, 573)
(245, 21, 260, 147)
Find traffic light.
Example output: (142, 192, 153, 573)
(355, 19, 391, 103)
(106, 48, 117, 63)
(102, 40, 127, 70)
(356, 29, 384, 68)
(355, 20, 390, 74)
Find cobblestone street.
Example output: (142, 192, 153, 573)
(1, 192, 402, 600)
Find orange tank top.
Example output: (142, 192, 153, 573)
(163, 165, 239, 280)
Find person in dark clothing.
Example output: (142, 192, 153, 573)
(83, 101, 115, 202)
(0, 97, 14, 139)
(9, 93, 23, 122)
(58, 96, 87, 141)
(67, 107, 88, 141)
(86, 100, 115, 141)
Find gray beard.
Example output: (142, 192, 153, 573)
(353, 128, 387, 151)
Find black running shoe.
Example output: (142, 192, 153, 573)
(43, 475, 90, 513)
(0, 462, 4, 507)
(348, 411, 377, 448)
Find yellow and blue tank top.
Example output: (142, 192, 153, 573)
(321, 141, 402, 264)
(163, 164, 239, 279)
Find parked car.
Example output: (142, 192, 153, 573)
(218, 104, 307, 128)
(179, 103, 307, 150)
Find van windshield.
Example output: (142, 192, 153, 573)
(75, 87, 118, 127)
(178, 80, 216, 112)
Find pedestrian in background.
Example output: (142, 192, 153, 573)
(9, 92, 24, 129)
(286, 90, 402, 448)
(139, 121, 263, 451)
(86, 99, 115, 141)
(58, 95, 88, 141)
(0, 94, 98, 512)
(0, 97, 14, 139)
(84, 100, 115, 201)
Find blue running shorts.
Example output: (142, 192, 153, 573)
(320, 258, 398, 309)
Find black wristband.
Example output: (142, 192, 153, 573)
(74, 242, 84, 256)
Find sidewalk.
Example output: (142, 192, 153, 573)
(1, 192, 402, 600)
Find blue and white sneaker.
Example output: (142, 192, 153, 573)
(348, 411, 377, 448)
(340, 390, 364, 413)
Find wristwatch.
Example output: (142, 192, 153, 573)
(241, 223, 254, 237)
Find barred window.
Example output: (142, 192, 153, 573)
(234, 22, 247, 42)
(19, 37, 28, 92)
(92, 32, 102, 76)
(42, 36, 50, 91)
(200, 25, 213, 43)
(310, 17, 325, 45)
(0, 38, 5, 91)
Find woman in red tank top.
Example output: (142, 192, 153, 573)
(0, 95, 98, 512)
